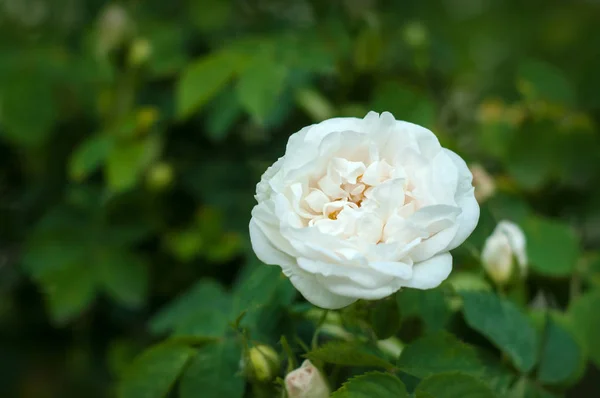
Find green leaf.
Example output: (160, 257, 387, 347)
(294, 87, 335, 121)
(97, 250, 149, 309)
(372, 82, 436, 128)
(396, 287, 450, 333)
(172, 309, 231, 339)
(149, 279, 230, 335)
(305, 341, 395, 370)
(236, 56, 287, 124)
(397, 332, 482, 378)
(331, 372, 408, 398)
(106, 136, 160, 192)
(41, 262, 97, 325)
(69, 134, 114, 181)
(415, 373, 496, 398)
(179, 340, 244, 398)
(568, 289, 600, 367)
(518, 59, 575, 105)
(118, 343, 196, 398)
(0, 71, 57, 146)
(447, 272, 492, 293)
(461, 291, 538, 372)
(176, 51, 244, 120)
(369, 298, 400, 339)
(537, 315, 584, 385)
(523, 217, 580, 277)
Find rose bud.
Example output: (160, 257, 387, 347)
(250, 111, 479, 309)
(481, 220, 528, 285)
(244, 344, 279, 382)
(285, 360, 329, 398)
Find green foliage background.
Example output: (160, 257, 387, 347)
(1, 0, 600, 397)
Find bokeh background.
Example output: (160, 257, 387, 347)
(1, 0, 600, 397)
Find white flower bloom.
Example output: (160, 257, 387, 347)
(285, 360, 329, 398)
(481, 221, 528, 284)
(250, 112, 479, 309)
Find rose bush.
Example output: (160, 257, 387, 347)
(250, 111, 479, 309)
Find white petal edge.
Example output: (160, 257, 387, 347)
(443, 149, 480, 251)
(402, 252, 453, 289)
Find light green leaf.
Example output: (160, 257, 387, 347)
(179, 340, 244, 398)
(372, 82, 436, 128)
(106, 136, 160, 192)
(397, 332, 482, 378)
(331, 372, 408, 398)
(396, 287, 450, 333)
(149, 279, 230, 335)
(97, 250, 149, 309)
(568, 289, 600, 367)
(415, 373, 496, 398)
(461, 291, 538, 372)
(295, 88, 335, 121)
(236, 56, 287, 124)
(176, 51, 244, 120)
(518, 59, 575, 105)
(523, 217, 580, 277)
(305, 341, 395, 370)
(69, 134, 114, 181)
(117, 342, 196, 398)
(537, 315, 584, 385)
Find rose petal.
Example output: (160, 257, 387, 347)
(442, 149, 480, 251)
(402, 252, 452, 289)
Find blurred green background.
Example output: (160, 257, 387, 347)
(1, 0, 600, 397)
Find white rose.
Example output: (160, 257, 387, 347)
(285, 360, 329, 398)
(481, 220, 528, 284)
(250, 111, 479, 309)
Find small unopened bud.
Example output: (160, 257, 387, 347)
(129, 38, 152, 67)
(245, 345, 279, 382)
(97, 4, 131, 57)
(285, 360, 329, 398)
(146, 162, 174, 191)
(470, 164, 496, 203)
(481, 221, 528, 285)
(403, 21, 428, 48)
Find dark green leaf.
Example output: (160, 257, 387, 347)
(518, 59, 575, 105)
(236, 56, 287, 124)
(117, 343, 196, 398)
(42, 262, 97, 325)
(523, 217, 580, 277)
(461, 291, 538, 372)
(305, 341, 395, 370)
(97, 250, 149, 309)
(370, 298, 400, 339)
(372, 82, 436, 128)
(179, 340, 244, 398)
(568, 289, 600, 367)
(69, 134, 114, 181)
(149, 279, 230, 335)
(537, 315, 584, 385)
(331, 371, 408, 398)
(396, 287, 450, 333)
(176, 51, 245, 120)
(415, 373, 496, 398)
(397, 332, 482, 378)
